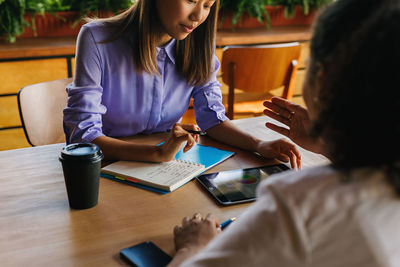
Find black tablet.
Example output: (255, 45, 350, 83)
(196, 164, 290, 205)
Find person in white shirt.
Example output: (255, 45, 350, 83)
(167, 0, 400, 266)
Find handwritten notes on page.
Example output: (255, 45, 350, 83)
(101, 159, 205, 192)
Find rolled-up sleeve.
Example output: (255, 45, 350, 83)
(192, 55, 229, 130)
(63, 25, 107, 144)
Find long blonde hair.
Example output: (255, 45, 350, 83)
(93, 0, 219, 86)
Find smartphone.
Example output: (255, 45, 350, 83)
(120, 241, 172, 267)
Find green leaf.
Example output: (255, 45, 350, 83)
(220, 0, 334, 27)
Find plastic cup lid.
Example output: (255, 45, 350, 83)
(60, 143, 104, 161)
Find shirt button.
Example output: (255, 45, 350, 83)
(212, 104, 217, 109)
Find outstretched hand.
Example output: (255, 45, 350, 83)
(263, 97, 322, 154)
(157, 123, 201, 161)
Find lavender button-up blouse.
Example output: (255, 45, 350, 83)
(63, 22, 228, 144)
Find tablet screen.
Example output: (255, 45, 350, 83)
(197, 164, 289, 205)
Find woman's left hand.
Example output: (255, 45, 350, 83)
(256, 139, 301, 169)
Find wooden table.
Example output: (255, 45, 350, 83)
(0, 116, 328, 266)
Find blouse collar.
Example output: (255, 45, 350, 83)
(157, 38, 176, 64)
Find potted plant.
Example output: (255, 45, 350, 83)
(219, 0, 333, 30)
(0, 0, 134, 43)
(0, 0, 30, 43)
(21, 0, 73, 39)
(68, 0, 134, 21)
(0, 0, 72, 42)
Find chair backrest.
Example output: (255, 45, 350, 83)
(17, 78, 72, 146)
(221, 42, 301, 119)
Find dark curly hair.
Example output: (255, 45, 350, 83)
(309, 0, 400, 189)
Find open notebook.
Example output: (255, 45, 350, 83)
(101, 144, 235, 193)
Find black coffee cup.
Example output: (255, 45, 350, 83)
(59, 143, 104, 209)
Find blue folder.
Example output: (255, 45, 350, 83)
(173, 143, 235, 170)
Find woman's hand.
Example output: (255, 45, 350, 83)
(256, 139, 302, 169)
(168, 213, 220, 267)
(263, 97, 323, 154)
(157, 123, 201, 162)
(174, 213, 220, 255)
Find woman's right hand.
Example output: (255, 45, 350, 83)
(263, 97, 323, 154)
(157, 123, 201, 162)
(167, 213, 220, 267)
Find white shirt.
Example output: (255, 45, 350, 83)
(182, 165, 400, 267)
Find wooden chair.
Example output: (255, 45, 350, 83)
(17, 78, 72, 146)
(221, 42, 301, 119)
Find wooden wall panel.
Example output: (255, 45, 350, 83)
(0, 128, 30, 150)
(0, 96, 20, 128)
(0, 58, 70, 94)
(294, 69, 306, 96)
(72, 58, 76, 76)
